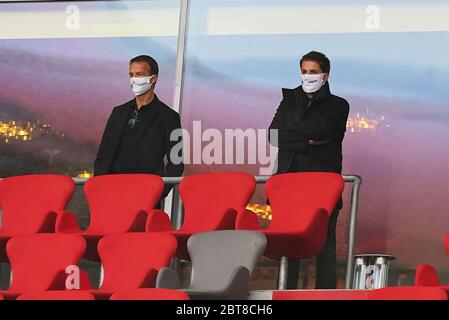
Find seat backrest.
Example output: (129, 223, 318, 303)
(85, 174, 163, 233)
(367, 286, 448, 300)
(266, 172, 344, 231)
(179, 172, 256, 230)
(0, 174, 74, 234)
(7, 234, 86, 292)
(188, 230, 266, 290)
(98, 233, 177, 291)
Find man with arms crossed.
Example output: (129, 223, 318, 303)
(269, 51, 350, 289)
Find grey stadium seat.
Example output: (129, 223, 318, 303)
(156, 230, 267, 300)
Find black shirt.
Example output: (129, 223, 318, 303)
(110, 97, 159, 173)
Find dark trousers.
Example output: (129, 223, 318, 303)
(285, 207, 339, 289)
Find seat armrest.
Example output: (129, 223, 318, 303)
(187, 266, 251, 300)
(37, 210, 59, 233)
(156, 267, 182, 289)
(415, 264, 441, 286)
(128, 209, 150, 232)
(235, 209, 261, 230)
(55, 211, 82, 233)
(221, 266, 251, 300)
(146, 210, 174, 232)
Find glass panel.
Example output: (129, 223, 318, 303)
(181, 0, 449, 288)
(0, 0, 181, 178)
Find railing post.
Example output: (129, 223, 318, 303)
(277, 256, 289, 290)
(344, 175, 362, 289)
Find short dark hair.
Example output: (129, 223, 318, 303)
(129, 55, 159, 75)
(300, 51, 330, 73)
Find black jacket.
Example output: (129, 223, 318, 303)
(94, 96, 184, 195)
(269, 82, 349, 175)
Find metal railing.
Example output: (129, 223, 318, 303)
(74, 174, 362, 289)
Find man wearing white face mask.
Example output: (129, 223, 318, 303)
(94, 55, 183, 198)
(269, 51, 350, 289)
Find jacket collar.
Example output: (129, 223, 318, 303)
(132, 94, 160, 112)
(299, 81, 331, 102)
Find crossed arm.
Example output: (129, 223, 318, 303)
(268, 98, 349, 152)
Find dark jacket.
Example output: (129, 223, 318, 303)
(94, 96, 184, 195)
(269, 82, 349, 175)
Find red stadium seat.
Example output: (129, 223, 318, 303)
(110, 288, 190, 300)
(236, 172, 344, 289)
(367, 286, 448, 300)
(146, 172, 256, 259)
(415, 232, 449, 295)
(0, 234, 86, 300)
(55, 174, 164, 260)
(272, 287, 448, 300)
(17, 290, 95, 300)
(90, 233, 177, 300)
(273, 289, 370, 300)
(0, 174, 74, 261)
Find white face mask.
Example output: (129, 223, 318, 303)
(301, 73, 326, 93)
(130, 75, 154, 96)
